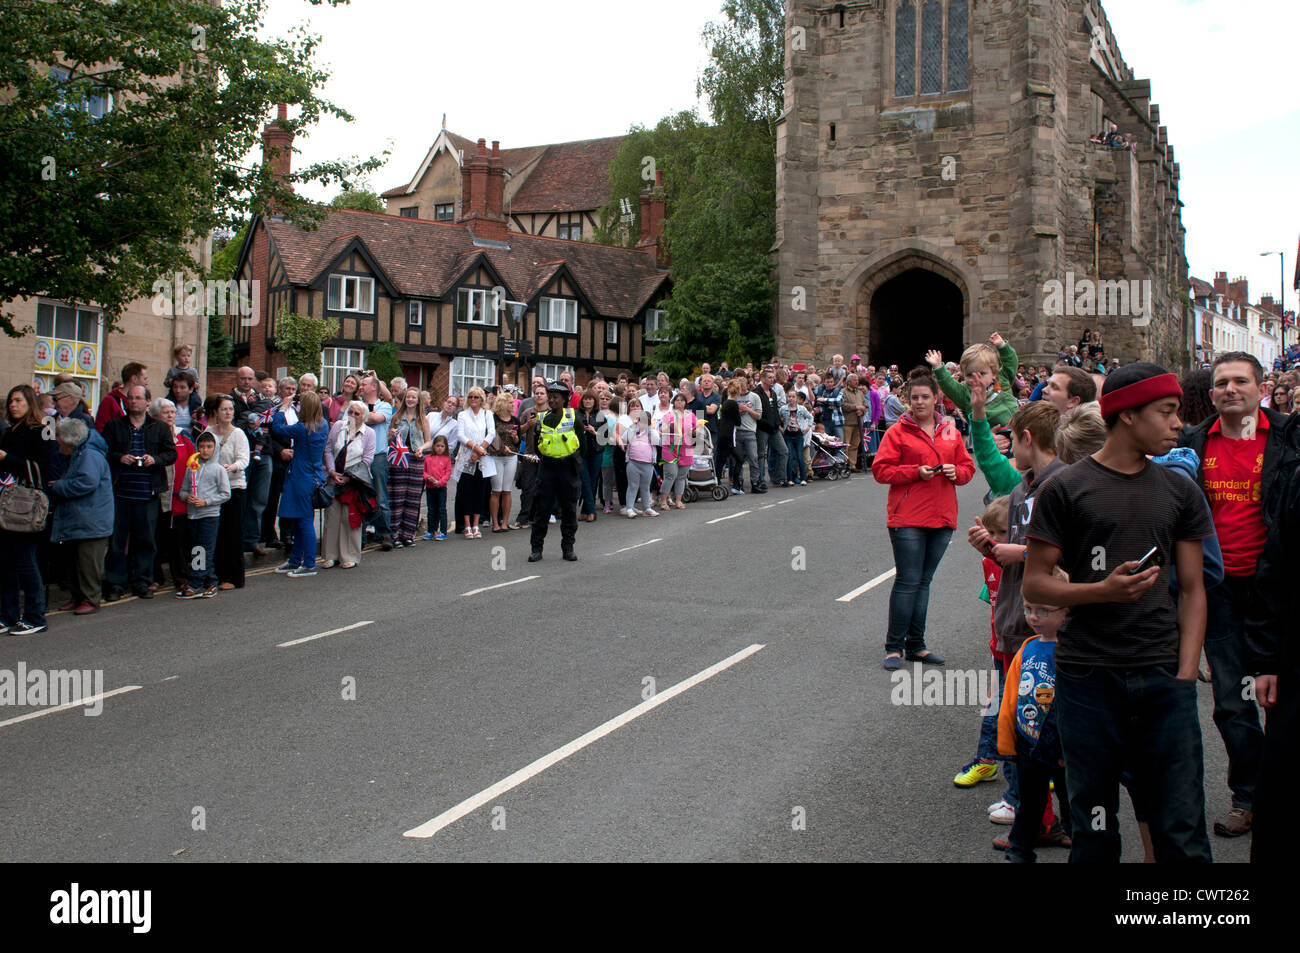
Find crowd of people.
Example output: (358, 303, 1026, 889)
(867, 324, 1300, 864)
(3, 335, 1299, 865)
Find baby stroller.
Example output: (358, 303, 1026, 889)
(809, 431, 852, 480)
(682, 427, 729, 502)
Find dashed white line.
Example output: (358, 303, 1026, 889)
(403, 643, 766, 839)
(706, 509, 751, 524)
(0, 685, 142, 730)
(161, 676, 179, 682)
(836, 569, 897, 603)
(760, 503, 775, 510)
(605, 538, 663, 556)
(460, 575, 540, 598)
(278, 620, 374, 648)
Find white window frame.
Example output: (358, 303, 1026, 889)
(407, 300, 423, 326)
(535, 363, 575, 386)
(457, 288, 498, 326)
(606, 321, 619, 345)
(539, 296, 578, 334)
(321, 347, 365, 396)
(450, 356, 497, 396)
(327, 274, 375, 314)
(645, 307, 673, 341)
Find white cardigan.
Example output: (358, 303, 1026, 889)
(453, 408, 497, 480)
(209, 426, 249, 490)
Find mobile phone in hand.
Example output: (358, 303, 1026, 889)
(1129, 545, 1162, 575)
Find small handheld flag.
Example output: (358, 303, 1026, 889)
(388, 433, 410, 469)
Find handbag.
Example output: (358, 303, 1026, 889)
(0, 461, 49, 533)
(312, 478, 335, 510)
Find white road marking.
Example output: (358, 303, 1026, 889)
(760, 503, 775, 509)
(0, 685, 142, 730)
(836, 569, 897, 603)
(161, 676, 179, 682)
(605, 538, 663, 556)
(774, 498, 794, 505)
(460, 575, 540, 598)
(706, 510, 751, 524)
(403, 643, 767, 839)
(278, 620, 374, 648)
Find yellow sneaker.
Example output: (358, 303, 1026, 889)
(954, 760, 999, 787)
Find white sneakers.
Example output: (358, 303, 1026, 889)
(988, 800, 1016, 825)
(644, 508, 659, 517)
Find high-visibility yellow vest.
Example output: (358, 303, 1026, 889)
(538, 407, 580, 458)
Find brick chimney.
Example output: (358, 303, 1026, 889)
(261, 103, 294, 215)
(637, 170, 668, 266)
(1213, 271, 1227, 297)
(1227, 276, 1249, 306)
(459, 138, 509, 241)
(1259, 294, 1280, 317)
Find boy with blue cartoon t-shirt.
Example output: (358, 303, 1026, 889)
(997, 565, 1071, 862)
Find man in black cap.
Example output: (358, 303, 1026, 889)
(529, 382, 581, 562)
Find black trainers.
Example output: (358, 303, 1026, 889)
(10, 621, 47, 635)
(103, 589, 123, 603)
(528, 551, 543, 562)
(562, 551, 577, 562)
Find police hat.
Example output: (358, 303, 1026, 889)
(546, 381, 570, 397)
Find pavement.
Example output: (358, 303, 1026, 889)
(0, 473, 1252, 862)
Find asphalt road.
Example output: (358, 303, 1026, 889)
(0, 473, 1251, 862)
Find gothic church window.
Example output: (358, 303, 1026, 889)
(895, 0, 969, 99)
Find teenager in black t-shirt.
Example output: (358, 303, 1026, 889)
(1023, 363, 1214, 863)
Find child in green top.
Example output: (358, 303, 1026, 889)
(926, 331, 1020, 427)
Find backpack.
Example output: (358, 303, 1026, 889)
(0, 460, 49, 534)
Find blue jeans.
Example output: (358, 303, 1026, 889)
(242, 454, 272, 549)
(823, 419, 842, 439)
(1055, 661, 1211, 863)
(0, 533, 45, 627)
(368, 455, 390, 536)
(425, 486, 447, 534)
(764, 428, 788, 484)
(188, 516, 219, 589)
(976, 656, 1019, 807)
(107, 496, 158, 594)
(1203, 576, 1263, 809)
(580, 454, 600, 514)
(884, 526, 953, 655)
(785, 433, 805, 482)
(288, 515, 317, 570)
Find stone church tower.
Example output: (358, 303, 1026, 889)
(775, 0, 1190, 370)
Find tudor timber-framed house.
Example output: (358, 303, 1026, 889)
(231, 119, 670, 397)
(380, 125, 623, 242)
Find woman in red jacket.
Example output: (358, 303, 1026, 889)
(871, 367, 975, 670)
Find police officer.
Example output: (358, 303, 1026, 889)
(529, 382, 581, 562)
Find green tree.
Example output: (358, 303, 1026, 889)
(210, 224, 249, 282)
(0, 0, 386, 336)
(329, 183, 385, 213)
(207, 309, 233, 368)
(275, 312, 339, 379)
(365, 340, 401, 382)
(593, 0, 782, 377)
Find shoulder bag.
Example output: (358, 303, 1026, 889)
(0, 460, 49, 533)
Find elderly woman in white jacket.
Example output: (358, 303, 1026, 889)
(453, 387, 496, 539)
(321, 400, 375, 568)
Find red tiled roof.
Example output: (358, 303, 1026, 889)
(508, 136, 623, 213)
(263, 208, 667, 319)
(1190, 276, 1214, 298)
(382, 132, 622, 211)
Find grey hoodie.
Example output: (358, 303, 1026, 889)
(994, 455, 1066, 656)
(183, 458, 231, 520)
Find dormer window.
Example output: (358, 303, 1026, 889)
(539, 297, 578, 334)
(327, 274, 375, 313)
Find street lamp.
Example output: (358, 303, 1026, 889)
(1261, 251, 1285, 359)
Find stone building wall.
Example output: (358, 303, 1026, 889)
(775, 0, 1190, 371)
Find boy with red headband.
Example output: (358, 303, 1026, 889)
(1022, 363, 1214, 862)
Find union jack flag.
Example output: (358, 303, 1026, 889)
(257, 406, 276, 426)
(0, 473, 14, 489)
(387, 432, 410, 469)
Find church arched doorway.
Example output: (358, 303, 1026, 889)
(855, 262, 967, 372)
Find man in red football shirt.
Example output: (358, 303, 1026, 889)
(1179, 351, 1297, 838)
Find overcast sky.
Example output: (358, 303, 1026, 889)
(264, 0, 1299, 309)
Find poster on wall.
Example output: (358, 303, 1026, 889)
(53, 340, 75, 372)
(34, 338, 53, 372)
(77, 344, 98, 377)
